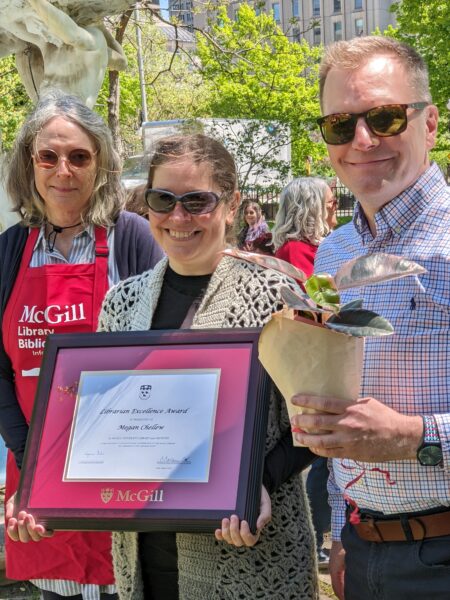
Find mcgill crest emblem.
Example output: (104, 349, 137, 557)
(101, 488, 114, 504)
(139, 384, 152, 400)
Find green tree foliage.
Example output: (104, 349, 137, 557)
(0, 55, 32, 151)
(388, 0, 449, 115)
(384, 0, 450, 170)
(97, 16, 212, 155)
(196, 4, 328, 178)
(139, 24, 211, 123)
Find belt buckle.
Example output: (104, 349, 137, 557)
(358, 515, 384, 542)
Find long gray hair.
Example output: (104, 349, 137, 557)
(5, 90, 125, 226)
(272, 177, 331, 250)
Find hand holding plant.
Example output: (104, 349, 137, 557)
(223, 249, 426, 448)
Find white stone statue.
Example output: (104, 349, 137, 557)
(0, 0, 132, 108)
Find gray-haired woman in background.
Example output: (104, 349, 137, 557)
(272, 176, 337, 277)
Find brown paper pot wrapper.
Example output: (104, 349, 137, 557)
(258, 309, 364, 447)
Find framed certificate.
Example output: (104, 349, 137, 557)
(16, 329, 270, 533)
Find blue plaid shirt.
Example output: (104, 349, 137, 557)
(315, 163, 450, 540)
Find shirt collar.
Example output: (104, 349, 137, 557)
(352, 162, 444, 244)
(33, 222, 94, 252)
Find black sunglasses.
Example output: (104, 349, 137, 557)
(144, 189, 222, 215)
(317, 102, 429, 145)
(33, 148, 96, 169)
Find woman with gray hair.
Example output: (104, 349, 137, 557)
(272, 176, 337, 277)
(0, 91, 163, 599)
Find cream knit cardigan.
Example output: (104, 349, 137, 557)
(98, 255, 318, 600)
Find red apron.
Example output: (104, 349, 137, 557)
(3, 226, 114, 584)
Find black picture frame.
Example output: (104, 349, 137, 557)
(16, 328, 270, 533)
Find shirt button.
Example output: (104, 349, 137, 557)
(394, 226, 401, 234)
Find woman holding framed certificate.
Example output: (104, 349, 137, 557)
(10, 134, 319, 600)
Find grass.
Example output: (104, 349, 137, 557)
(319, 578, 338, 599)
(337, 215, 352, 227)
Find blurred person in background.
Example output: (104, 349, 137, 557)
(272, 177, 337, 277)
(237, 200, 272, 253)
(125, 183, 148, 219)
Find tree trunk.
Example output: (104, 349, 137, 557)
(107, 10, 133, 156)
(108, 69, 123, 155)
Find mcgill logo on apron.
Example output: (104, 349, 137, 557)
(19, 303, 87, 324)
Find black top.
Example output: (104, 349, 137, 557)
(152, 267, 212, 330)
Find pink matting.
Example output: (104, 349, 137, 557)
(29, 343, 252, 511)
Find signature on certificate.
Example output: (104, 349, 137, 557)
(157, 456, 192, 465)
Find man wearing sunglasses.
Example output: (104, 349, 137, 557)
(290, 36, 449, 600)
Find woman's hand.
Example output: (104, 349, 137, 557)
(6, 494, 54, 543)
(214, 485, 271, 547)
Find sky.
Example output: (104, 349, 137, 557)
(159, 0, 169, 20)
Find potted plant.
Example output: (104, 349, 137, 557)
(223, 249, 425, 444)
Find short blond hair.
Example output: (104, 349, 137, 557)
(319, 36, 432, 109)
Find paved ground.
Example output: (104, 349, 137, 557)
(0, 580, 39, 599)
(0, 573, 336, 599)
(318, 533, 337, 600)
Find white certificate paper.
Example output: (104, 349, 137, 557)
(64, 369, 220, 482)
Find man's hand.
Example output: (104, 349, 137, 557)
(329, 541, 346, 600)
(291, 394, 423, 461)
(6, 494, 53, 543)
(215, 485, 271, 547)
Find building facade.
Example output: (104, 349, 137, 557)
(168, 0, 194, 28)
(170, 0, 397, 44)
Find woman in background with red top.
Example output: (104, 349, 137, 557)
(272, 177, 337, 277)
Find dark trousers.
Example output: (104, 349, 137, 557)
(306, 457, 331, 550)
(41, 593, 118, 600)
(342, 521, 450, 600)
(139, 531, 179, 600)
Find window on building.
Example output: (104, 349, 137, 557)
(313, 25, 321, 45)
(333, 20, 342, 41)
(355, 17, 364, 35)
(272, 2, 281, 22)
(255, 5, 261, 15)
(292, 0, 300, 18)
(333, 0, 341, 12)
(354, 0, 362, 9)
(292, 27, 301, 42)
(312, 0, 320, 17)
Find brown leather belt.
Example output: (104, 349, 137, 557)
(352, 509, 450, 542)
